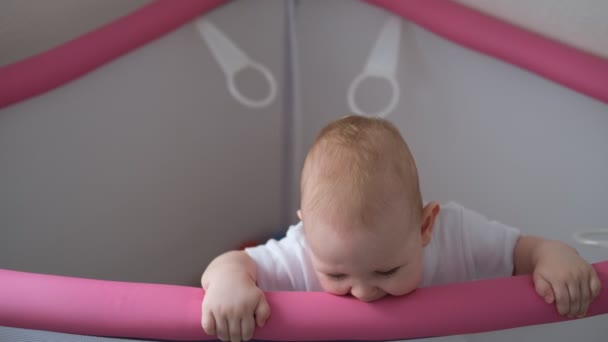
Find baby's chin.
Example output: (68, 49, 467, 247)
(322, 287, 416, 302)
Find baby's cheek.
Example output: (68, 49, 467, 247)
(386, 272, 420, 296)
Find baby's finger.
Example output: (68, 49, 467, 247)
(578, 277, 591, 317)
(590, 271, 602, 300)
(567, 281, 581, 317)
(255, 297, 271, 327)
(201, 308, 216, 335)
(552, 282, 571, 316)
(228, 318, 242, 342)
(241, 315, 255, 341)
(534, 273, 554, 303)
(216, 317, 229, 342)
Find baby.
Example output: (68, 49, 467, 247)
(201, 115, 601, 342)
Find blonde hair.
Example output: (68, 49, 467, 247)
(300, 115, 422, 226)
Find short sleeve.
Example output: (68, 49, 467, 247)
(460, 205, 522, 279)
(244, 222, 317, 291)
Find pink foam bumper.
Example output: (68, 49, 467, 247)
(1, 261, 607, 341)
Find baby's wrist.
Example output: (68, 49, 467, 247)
(534, 240, 578, 264)
(207, 271, 257, 290)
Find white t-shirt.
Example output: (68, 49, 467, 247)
(245, 202, 521, 291)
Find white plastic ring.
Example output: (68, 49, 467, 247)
(573, 230, 608, 248)
(347, 73, 399, 118)
(227, 61, 277, 108)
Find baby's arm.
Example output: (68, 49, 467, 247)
(513, 236, 602, 317)
(201, 251, 270, 342)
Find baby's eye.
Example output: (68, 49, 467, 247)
(326, 273, 347, 280)
(375, 267, 400, 277)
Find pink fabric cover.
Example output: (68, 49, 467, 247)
(1, 262, 607, 341)
(366, 0, 608, 104)
(0, 0, 228, 110)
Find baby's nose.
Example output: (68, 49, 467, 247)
(350, 286, 379, 302)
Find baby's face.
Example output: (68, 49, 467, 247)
(302, 205, 424, 302)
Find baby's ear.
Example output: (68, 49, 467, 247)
(421, 202, 440, 246)
(297, 210, 302, 221)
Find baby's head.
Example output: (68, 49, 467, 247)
(299, 115, 439, 301)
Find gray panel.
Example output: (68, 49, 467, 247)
(0, 0, 286, 286)
(0, 325, 468, 342)
(296, 1, 608, 341)
(0, 326, 145, 342)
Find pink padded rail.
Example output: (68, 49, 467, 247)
(1, 261, 607, 341)
(366, 0, 608, 104)
(0, 0, 228, 110)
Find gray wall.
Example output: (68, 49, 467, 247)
(0, 0, 287, 286)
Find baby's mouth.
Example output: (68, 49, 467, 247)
(348, 292, 387, 302)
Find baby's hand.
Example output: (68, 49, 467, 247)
(202, 276, 270, 342)
(532, 241, 601, 317)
